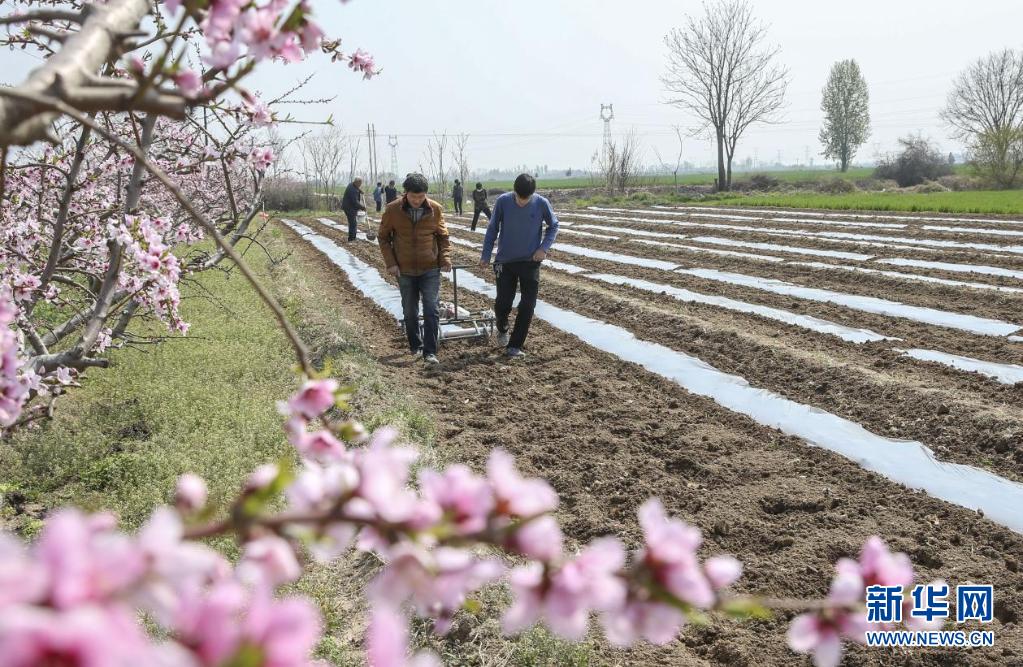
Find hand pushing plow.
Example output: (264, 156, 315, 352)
(401, 265, 495, 345)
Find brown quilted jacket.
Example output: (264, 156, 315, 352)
(377, 196, 451, 276)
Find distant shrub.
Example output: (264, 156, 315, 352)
(874, 135, 953, 187)
(816, 178, 859, 194)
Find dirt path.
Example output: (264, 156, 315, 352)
(284, 218, 1023, 667)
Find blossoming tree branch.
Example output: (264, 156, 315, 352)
(1, 2, 934, 666)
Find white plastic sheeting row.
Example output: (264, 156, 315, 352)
(676, 268, 1020, 337)
(899, 349, 1023, 385)
(630, 238, 786, 263)
(288, 222, 1023, 534)
(498, 235, 1021, 337)
(789, 262, 1023, 294)
(441, 227, 1023, 383)
(568, 212, 1023, 255)
(650, 205, 1023, 227)
(588, 206, 908, 229)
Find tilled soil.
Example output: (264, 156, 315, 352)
(285, 216, 1023, 666)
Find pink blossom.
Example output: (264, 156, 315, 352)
(487, 449, 558, 517)
(355, 429, 425, 524)
(370, 545, 503, 633)
(857, 536, 914, 588)
(241, 586, 323, 667)
(419, 464, 494, 535)
(367, 604, 440, 667)
(600, 599, 685, 647)
(788, 612, 846, 667)
(505, 537, 626, 640)
(348, 48, 378, 79)
(174, 69, 204, 98)
(293, 429, 346, 462)
(238, 535, 302, 587)
(285, 378, 338, 419)
(175, 473, 208, 512)
(0, 534, 47, 608)
(247, 463, 280, 491)
(636, 499, 714, 608)
(249, 147, 275, 172)
(506, 515, 563, 561)
(286, 460, 360, 513)
(299, 16, 324, 53)
(0, 604, 156, 667)
(35, 509, 145, 609)
(705, 555, 743, 590)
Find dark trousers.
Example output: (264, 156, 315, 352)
(494, 261, 540, 349)
(471, 205, 491, 231)
(454, 197, 463, 215)
(399, 268, 441, 355)
(343, 209, 358, 240)
(375, 199, 382, 212)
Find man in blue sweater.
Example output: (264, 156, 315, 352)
(479, 173, 559, 358)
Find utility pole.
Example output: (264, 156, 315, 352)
(388, 135, 399, 178)
(371, 124, 380, 184)
(366, 124, 375, 183)
(600, 103, 614, 163)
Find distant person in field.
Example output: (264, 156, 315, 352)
(373, 181, 383, 212)
(341, 177, 366, 242)
(384, 179, 398, 204)
(377, 173, 451, 366)
(479, 173, 559, 359)
(470, 182, 491, 231)
(452, 179, 464, 216)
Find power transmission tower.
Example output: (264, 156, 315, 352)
(388, 135, 399, 178)
(371, 124, 380, 184)
(599, 103, 614, 163)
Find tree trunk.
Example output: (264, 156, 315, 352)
(716, 131, 727, 192)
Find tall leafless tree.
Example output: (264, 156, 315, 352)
(941, 49, 1023, 189)
(662, 0, 788, 191)
(346, 135, 362, 184)
(301, 126, 346, 205)
(653, 125, 685, 188)
(424, 132, 448, 198)
(453, 133, 470, 189)
(593, 130, 642, 195)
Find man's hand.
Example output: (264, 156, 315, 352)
(386, 265, 400, 277)
(532, 249, 547, 262)
(441, 261, 452, 272)
(479, 259, 490, 270)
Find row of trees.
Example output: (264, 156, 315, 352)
(660, 0, 1023, 190)
(264, 127, 474, 211)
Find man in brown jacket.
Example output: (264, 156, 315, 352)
(377, 173, 451, 365)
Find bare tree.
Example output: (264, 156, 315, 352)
(941, 49, 1023, 189)
(424, 132, 448, 198)
(662, 0, 788, 191)
(819, 59, 871, 172)
(453, 133, 470, 188)
(301, 126, 347, 209)
(592, 130, 642, 195)
(346, 135, 362, 184)
(614, 130, 642, 194)
(653, 125, 685, 188)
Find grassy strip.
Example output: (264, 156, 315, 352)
(0, 224, 590, 666)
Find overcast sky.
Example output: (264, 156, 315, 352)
(6, 0, 1022, 174)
